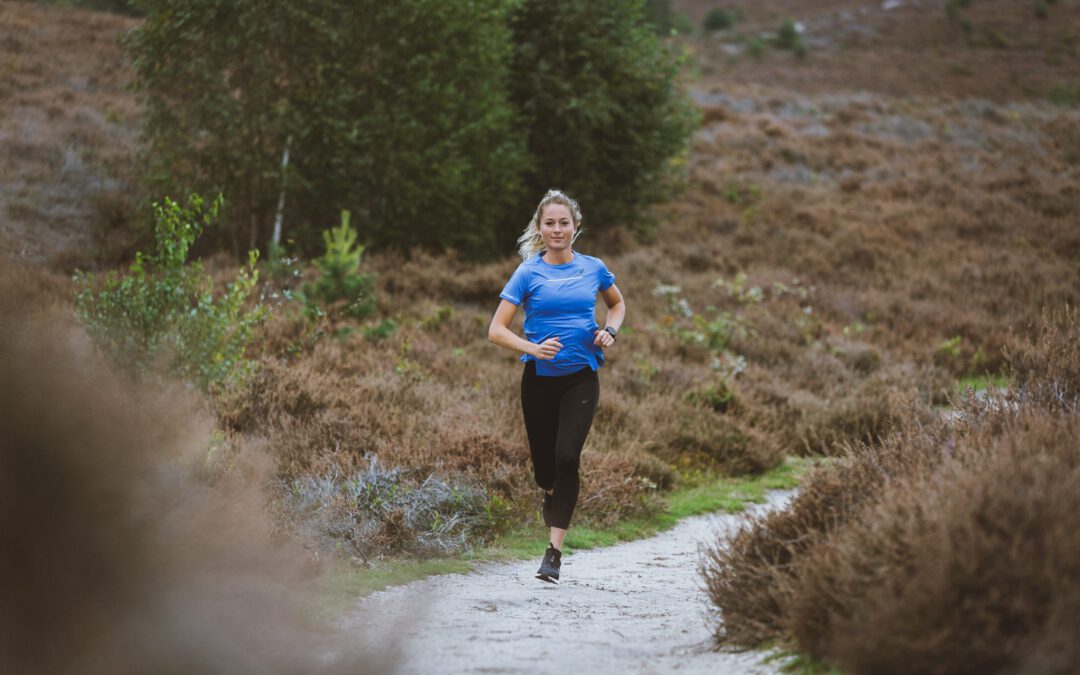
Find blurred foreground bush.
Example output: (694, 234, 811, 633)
(701, 307, 1080, 674)
(75, 194, 266, 393)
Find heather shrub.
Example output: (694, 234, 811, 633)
(701, 309, 1080, 673)
(787, 408, 1080, 674)
(789, 376, 916, 455)
(281, 457, 505, 560)
(1004, 305, 1080, 408)
(74, 194, 267, 393)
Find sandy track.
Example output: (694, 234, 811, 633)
(340, 490, 794, 674)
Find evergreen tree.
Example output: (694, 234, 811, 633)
(507, 0, 696, 235)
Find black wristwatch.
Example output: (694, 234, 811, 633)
(603, 326, 618, 341)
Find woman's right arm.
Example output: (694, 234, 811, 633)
(488, 300, 562, 359)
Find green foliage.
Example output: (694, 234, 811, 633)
(507, 0, 697, 236)
(125, 0, 525, 256)
(363, 319, 398, 341)
(671, 13, 695, 36)
(937, 335, 963, 359)
(74, 194, 267, 392)
(1048, 82, 1080, 106)
(643, 0, 674, 34)
(774, 18, 807, 58)
(703, 8, 739, 31)
(687, 380, 736, 413)
(746, 36, 767, 60)
(301, 211, 376, 320)
(38, 0, 143, 16)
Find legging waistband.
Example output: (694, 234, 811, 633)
(523, 359, 597, 383)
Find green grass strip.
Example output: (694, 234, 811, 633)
(311, 456, 818, 613)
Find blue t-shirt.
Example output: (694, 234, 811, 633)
(499, 251, 617, 376)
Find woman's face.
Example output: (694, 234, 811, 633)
(539, 204, 575, 253)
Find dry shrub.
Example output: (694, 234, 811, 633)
(1005, 305, 1080, 408)
(789, 375, 919, 456)
(0, 261, 390, 674)
(790, 408, 1080, 675)
(701, 420, 948, 646)
(655, 399, 781, 474)
(576, 450, 664, 528)
(702, 308, 1080, 674)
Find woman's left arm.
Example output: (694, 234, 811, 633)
(594, 284, 625, 348)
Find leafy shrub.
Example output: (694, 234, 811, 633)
(703, 8, 738, 31)
(300, 210, 376, 321)
(774, 18, 807, 58)
(1048, 83, 1080, 107)
(507, 0, 697, 235)
(363, 319, 398, 341)
(746, 36, 766, 60)
(74, 194, 266, 392)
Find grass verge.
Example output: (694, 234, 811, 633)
(309, 456, 818, 616)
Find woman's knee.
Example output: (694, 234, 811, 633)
(555, 454, 580, 475)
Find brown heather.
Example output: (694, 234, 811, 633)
(702, 310, 1080, 674)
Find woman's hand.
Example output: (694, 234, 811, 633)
(593, 328, 615, 349)
(532, 337, 563, 360)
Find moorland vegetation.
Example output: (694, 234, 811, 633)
(3, 2, 1080, 670)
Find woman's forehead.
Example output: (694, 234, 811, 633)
(542, 204, 573, 220)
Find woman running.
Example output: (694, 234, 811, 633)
(487, 189, 626, 584)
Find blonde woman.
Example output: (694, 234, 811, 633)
(487, 189, 626, 583)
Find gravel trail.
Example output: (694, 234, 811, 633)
(341, 490, 794, 674)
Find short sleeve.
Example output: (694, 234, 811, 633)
(598, 258, 616, 291)
(499, 263, 530, 305)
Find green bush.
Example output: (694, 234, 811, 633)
(507, 0, 697, 236)
(74, 195, 267, 392)
(703, 8, 738, 31)
(301, 210, 376, 321)
(746, 36, 766, 60)
(38, 0, 143, 16)
(774, 18, 807, 58)
(126, 0, 525, 257)
(1048, 83, 1080, 106)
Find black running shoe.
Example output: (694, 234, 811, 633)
(536, 543, 561, 583)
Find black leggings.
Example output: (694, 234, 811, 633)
(520, 359, 599, 529)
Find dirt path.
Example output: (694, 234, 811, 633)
(339, 490, 794, 674)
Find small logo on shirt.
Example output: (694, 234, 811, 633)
(581, 399, 590, 404)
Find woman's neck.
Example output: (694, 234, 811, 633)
(542, 248, 574, 265)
